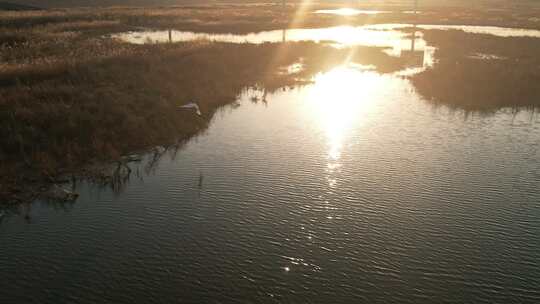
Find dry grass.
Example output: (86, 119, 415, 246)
(411, 30, 540, 111)
(1, 3, 539, 34)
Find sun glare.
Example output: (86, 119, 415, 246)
(306, 65, 384, 161)
(315, 8, 384, 16)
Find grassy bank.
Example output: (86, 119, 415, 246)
(0, 40, 294, 202)
(411, 30, 540, 111)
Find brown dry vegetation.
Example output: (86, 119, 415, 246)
(1, 2, 539, 34)
(411, 30, 540, 111)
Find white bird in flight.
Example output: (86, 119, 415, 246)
(179, 102, 202, 115)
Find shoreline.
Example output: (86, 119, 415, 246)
(2, 4, 540, 205)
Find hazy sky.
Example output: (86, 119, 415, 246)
(1, 0, 448, 8)
(4, 0, 203, 8)
(2, 0, 527, 9)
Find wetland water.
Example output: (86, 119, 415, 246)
(314, 8, 391, 15)
(2, 25, 540, 303)
(313, 9, 421, 15)
(114, 24, 540, 46)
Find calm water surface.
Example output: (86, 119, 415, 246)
(314, 8, 421, 15)
(314, 8, 390, 16)
(114, 24, 540, 46)
(1, 64, 540, 302)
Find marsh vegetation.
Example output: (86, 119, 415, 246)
(411, 30, 540, 110)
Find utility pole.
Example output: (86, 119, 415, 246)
(411, 28, 416, 52)
(281, 0, 286, 42)
(411, 0, 419, 51)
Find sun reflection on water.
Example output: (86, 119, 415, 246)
(307, 65, 386, 163)
(294, 64, 403, 230)
(315, 8, 386, 16)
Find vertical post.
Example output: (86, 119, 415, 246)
(411, 26, 417, 52)
(411, 0, 418, 52)
(168, 29, 172, 43)
(281, 0, 286, 43)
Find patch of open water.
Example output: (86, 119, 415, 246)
(1, 61, 540, 303)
